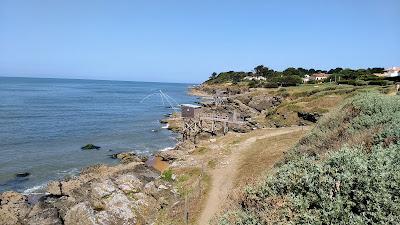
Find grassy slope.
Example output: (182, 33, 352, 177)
(200, 83, 396, 128)
(218, 92, 400, 225)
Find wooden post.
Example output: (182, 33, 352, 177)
(185, 195, 189, 224)
(223, 122, 228, 134)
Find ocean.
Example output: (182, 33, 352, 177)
(0, 77, 197, 193)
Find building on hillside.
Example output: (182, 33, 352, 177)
(374, 67, 400, 77)
(243, 76, 266, 81)
(384, 67, 400, 77)
(309, 73, 329, 82)
(181, 104, 201, 118)
(302, 74, 310, 83)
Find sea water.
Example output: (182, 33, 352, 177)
(0, 77, 197, 193)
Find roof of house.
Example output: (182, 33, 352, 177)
(386, 67, 400, 72)
(311, 73, 329, 78)
(181, 104, 201, 108)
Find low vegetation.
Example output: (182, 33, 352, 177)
(206, 65, 397, 88)
(218, 93, 400, 224)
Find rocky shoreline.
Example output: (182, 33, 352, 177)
(0, 103, 198, 224)
(1, 84, 325, 224)
(0, 136, 201, 225)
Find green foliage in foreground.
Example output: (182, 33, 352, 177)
(220, 145, 400, 225)
(294, 92, 400, 157)
(161, 169, 174, 182)
(219, 93, 400, 224)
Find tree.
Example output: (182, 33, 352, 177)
(367, 67, 385, 74)
(283, 67, 301, 76)
(308, 68, 316, 74)
(328, 67, 343, 74)
(254, 65, 275, 77)
(254, 65, 265, 76)
(339, 69, 356, 80)
(297, 67, 308, 76)
(209, 72, 217, 80)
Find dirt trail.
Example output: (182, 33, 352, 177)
(197, 126, 307, 225)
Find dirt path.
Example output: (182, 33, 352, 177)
(197, 126, 308, 225)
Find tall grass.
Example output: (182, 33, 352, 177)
(218, 93, 400, 224)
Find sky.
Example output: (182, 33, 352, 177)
(0, 0, 399, 83)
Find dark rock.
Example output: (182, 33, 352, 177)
(16, 172, 30, 178)
(81, 144, 100, 150)
(111, 152, 147, 164)
(297, 112, 321, 123)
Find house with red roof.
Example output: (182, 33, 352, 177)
(309, 73, 329, 82)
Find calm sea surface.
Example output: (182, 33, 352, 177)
(0, 77, 197, 193)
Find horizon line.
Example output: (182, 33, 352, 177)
(0, 75, 198, 85)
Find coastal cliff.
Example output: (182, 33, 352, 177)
(1, 83, 398, 225)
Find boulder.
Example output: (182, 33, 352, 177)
(64, 202, 97, 225)
(25, 203, 63, 225)
(130, 192, 158, 220)
(99, 193, 137, 225)
(91, 180, 116, 199)
(81, 144, 101, 150)
(15, 172, 30, 178)
(47, 181, 62, 196)
(248, 95, 283, 112)
(111, 152, 146, 164)
(89, 180, 116, 210)
(114, 174, 142, 194)
(143, 181, 158, 198)
(155, 150, 185, 162)
(0, 209, 19, 225)
(60, 179, 83, 196)
(0, 192, 30, 225)
(0, 191, 27, 205)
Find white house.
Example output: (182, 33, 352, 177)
(243, 76, 267, 81)
(384, 67, 400, 77)
(309, 73, 329, 82)
(302, 74, 310, 83)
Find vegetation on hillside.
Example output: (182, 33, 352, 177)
(206, 65, 396, 88)
(218, 93, 400, 224)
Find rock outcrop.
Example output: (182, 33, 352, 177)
(0, 160, 178, 225)
(111, 152, 146, 164)
(247, 95, 283, 112)
(0, 192, 31, 225)
(81, 144, 101, 150)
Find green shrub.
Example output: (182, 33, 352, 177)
(161, 169, 174, 182)
(227, 145, 400, 225)
(219, 210, 260, 225)
(354, 80, 368, 86)
(368, 80, 392, 86)
(262, 82, 279, 88)
(219, 93, 400, 225)
(293, 92, 400, 156)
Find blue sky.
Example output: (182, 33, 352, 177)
(0, 0, 399, 83)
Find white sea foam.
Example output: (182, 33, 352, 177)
(23, 183, 47, 195)
(162, 123, 169, 129)
(23, 168, 80, 195)
(159, 146, 174, 152)
(56, 168, 80, 177)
